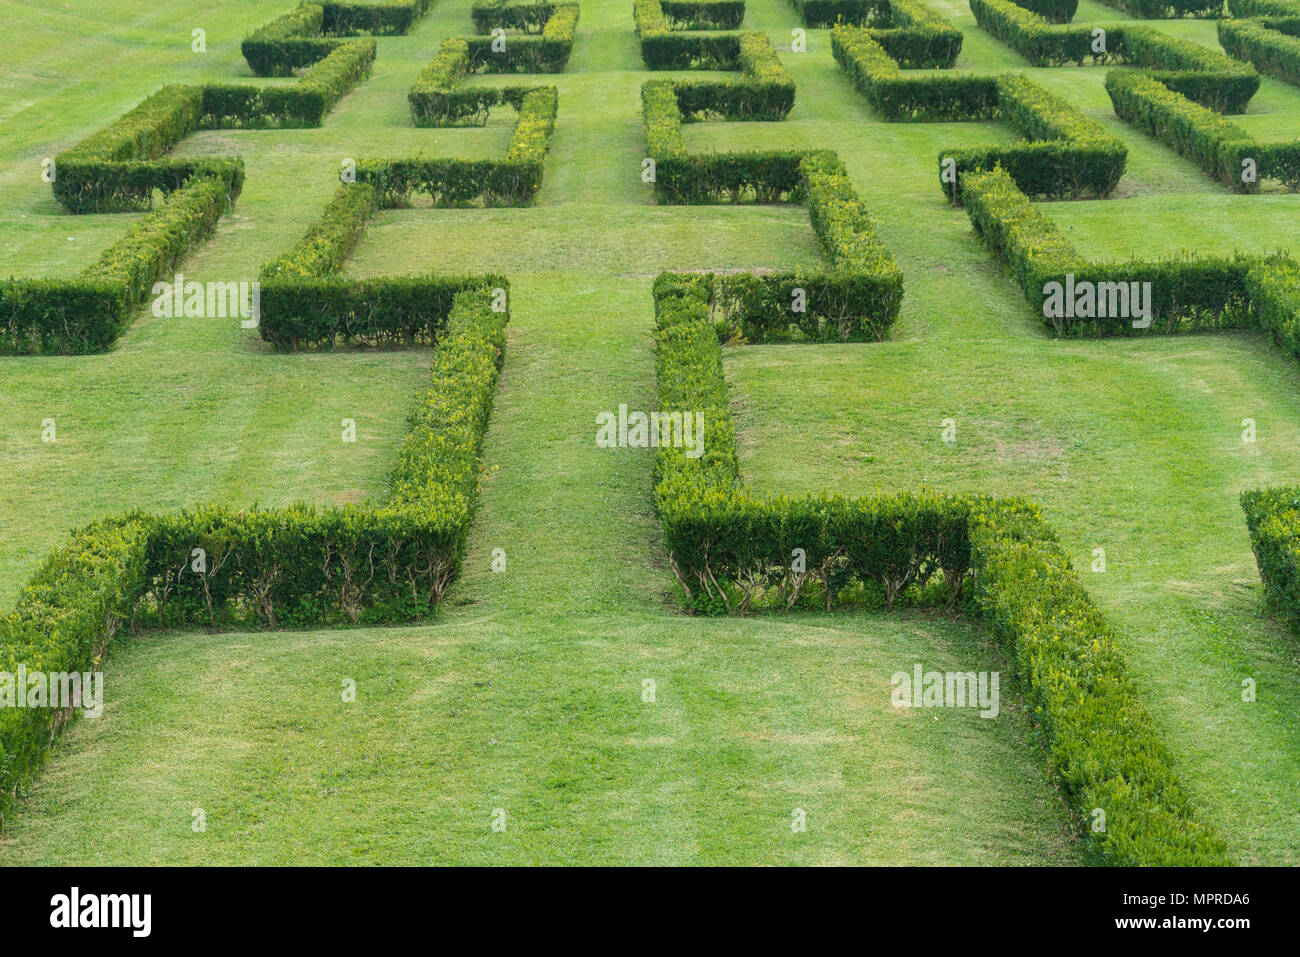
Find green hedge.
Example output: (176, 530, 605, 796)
(207, 38, 376, 128)
(661, 1, 747, 28)
(1106, 69, 1300, 191)
(242, 1, 428, 75)
(637, 0, 746, 69)
(788, 0, 889, 27)
(832, 25, 990, 120)
(642, 80, 804, 203)
(972, 0, 1261, 114)
(466, 3, 579, 73)
(943, 74, 1128, 200)
(648, 277, 1229, 865)
(0, 288, 507, 819)
(967, 499, 1231, 866)
(961, 167, 1261, 336)
(1241, 486, 1300, 628)
(1092, 0, 1223, 16)
(473, 1, 558, 32)
(371, 86, 558, 203)
(1219, 17, 1300, 88)
(3, 177, 237, 355)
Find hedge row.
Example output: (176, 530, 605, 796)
(465, 3, 579, 73)
(832, 24, 990, 120)
(649, 278, 1229, 864)
(642, 80, 804, 203)
(1091, 0, 1223, 16)
(652, 157, 902, 340)
(636, 0, 744, 69)
(55, 41, 372, 212)
(961, 166, 1264, 335)
(787, 0, 889, 27)
(2, 177, 237, 355)
(206, 38, 377, 128)
(971, 0, 1262, 113)
(146, 287, 506, 627)
(472, 0, 558, 33)
(1106, 69, 1300, 191)
(1219, 17, 1300, 88)
(866, 0, 964, 68)
(242, 1, 428, 76)
(370, 87, 558, 205)
(261, 183, 377, 281)
(945, 73, 1128, 200)
(0, 289, 507, 819)
(1241, 486, 1300, 628)
(409, 35, 542, 125)
(661, 1, 747, 29)
(965, 498, 1232, 866)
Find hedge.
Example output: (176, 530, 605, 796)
(472, 0, 559, 32)
(971, 0, 1261, 114)
(0, 289, 508, 820)
(261, 183, 377, 281)
(465, 3, 579, 73)
(1242, 486, 1300, 628)
(648, 277, 1228, 864)
(1091, 0, 1223, 16)
(637, 0, 747, 69)
(788, 0, 890, 27)
(961, 166, 1271, 336)
(642, 80, 804, 203)
(409, 35, 544, 125)
(946, 73, 1127, 200)
(832, 25, 989, 120)
(1219, 17, 1300, 88)
(661, 1, 747, 28)
(1106, 69, 1300, 191)
(2, 177, 238, 355)
(372, 87, 559, 204)
(55, 39, 371, 212)
(242, 1, 429, 76)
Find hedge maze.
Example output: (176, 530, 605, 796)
(5, 0, 1300, 866)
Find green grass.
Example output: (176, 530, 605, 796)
(0, 0, 1297, 864)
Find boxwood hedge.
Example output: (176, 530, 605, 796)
(649, 277, 1230, 866)
(0, 288, 508, 821)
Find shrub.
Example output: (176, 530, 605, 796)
(3, 177, 238, 355)
(1241, 486, 1300, 628)
(466, 3, 579, 72)
(261, 183, 377, 280)
(647, 279, 1231, 865)
(661, 1, 747, 29)
(370, 86, 558, 204)
(1105, 70, 1300, 191)
(789, 0, 889, 27)
(1091, 0, 1223, 16)
(960, 167, 1259, 335)
(1219, 17, 1300, 89)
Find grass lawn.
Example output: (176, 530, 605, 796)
(0, 0, 1296, 864)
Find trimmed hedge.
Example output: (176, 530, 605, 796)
(661, 1, 747, 28)
(242, 1, 428, 76)
(649, 277, 1228, 864)
(409, 35, 543, 125)
(972, 0, 1261, 114)
(3, 177, 237, 355)
(1092, 0, 1223, 16)
(637, 0, 747, 69)
(473, 1, 559, 32)
(944, 73, 1127, 200)
(967, 498, 1231, 866)
(372, 86, 559, 204)
(0, 289, 507, 819)
(261, 183, 377, 281)
(642, 80, 804, 203)
(961, 166, 1265, 336)
(1219, 17, 1300, 89)
(1242, 486, 1300, 628)
(56, 38, 371, 212)
(832, 24, 989, 120)
(465, 3, 579, 73)
(1106, 69, 1300, 191)
(788, 0, 889, 27)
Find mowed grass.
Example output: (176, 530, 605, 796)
(0, 0, 1293, 864)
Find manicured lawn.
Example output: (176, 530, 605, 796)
(1, 0, 1297, 864)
